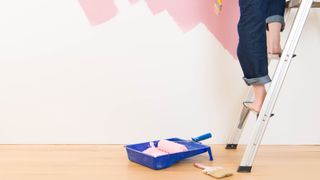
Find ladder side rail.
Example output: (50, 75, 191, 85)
(238, 0, 314, 172)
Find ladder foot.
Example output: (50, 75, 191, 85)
(237, 166, 252, 173)
(225, 144, 238, 149)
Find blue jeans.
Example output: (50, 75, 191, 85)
(237, 0, 286, 85)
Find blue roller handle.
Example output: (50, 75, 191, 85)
(191, 133, 212, 142)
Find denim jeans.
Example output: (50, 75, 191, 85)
(237, 0, 286, 85)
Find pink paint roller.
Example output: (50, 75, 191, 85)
(158, 139, 188, 153)
(143, 147, 168, 157)
(142, 139, 187, 157)
(143, 133, 212, 157)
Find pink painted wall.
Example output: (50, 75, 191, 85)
(78, 0, 239, 58)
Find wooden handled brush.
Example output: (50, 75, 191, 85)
(194, 163, 233, 179)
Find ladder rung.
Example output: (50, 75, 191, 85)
(286, 1, 320, 8)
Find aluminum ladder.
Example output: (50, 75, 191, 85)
(225, 0, 319, 173)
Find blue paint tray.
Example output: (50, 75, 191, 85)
(125, 133, 213, 170)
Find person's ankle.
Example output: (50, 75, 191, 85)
(254, 98, 266, 112)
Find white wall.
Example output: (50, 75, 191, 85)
(0, 0, 319, 144)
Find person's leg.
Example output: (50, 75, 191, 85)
(237, 0, 270, 112)
(251, 84, 267, 112)
(266, 0, 286, 54)
(267, 23, 282, 54)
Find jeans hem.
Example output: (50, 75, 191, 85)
(243, 75, 271, 86)
(266, 15, 285, 31)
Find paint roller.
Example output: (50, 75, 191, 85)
(143, 133, 212, 157)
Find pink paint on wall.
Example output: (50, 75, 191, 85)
(78, 0, 118, 26)
(78, 0, 240, 58)
(129, 0, 140, 5)
(144, 0, 239, 58)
